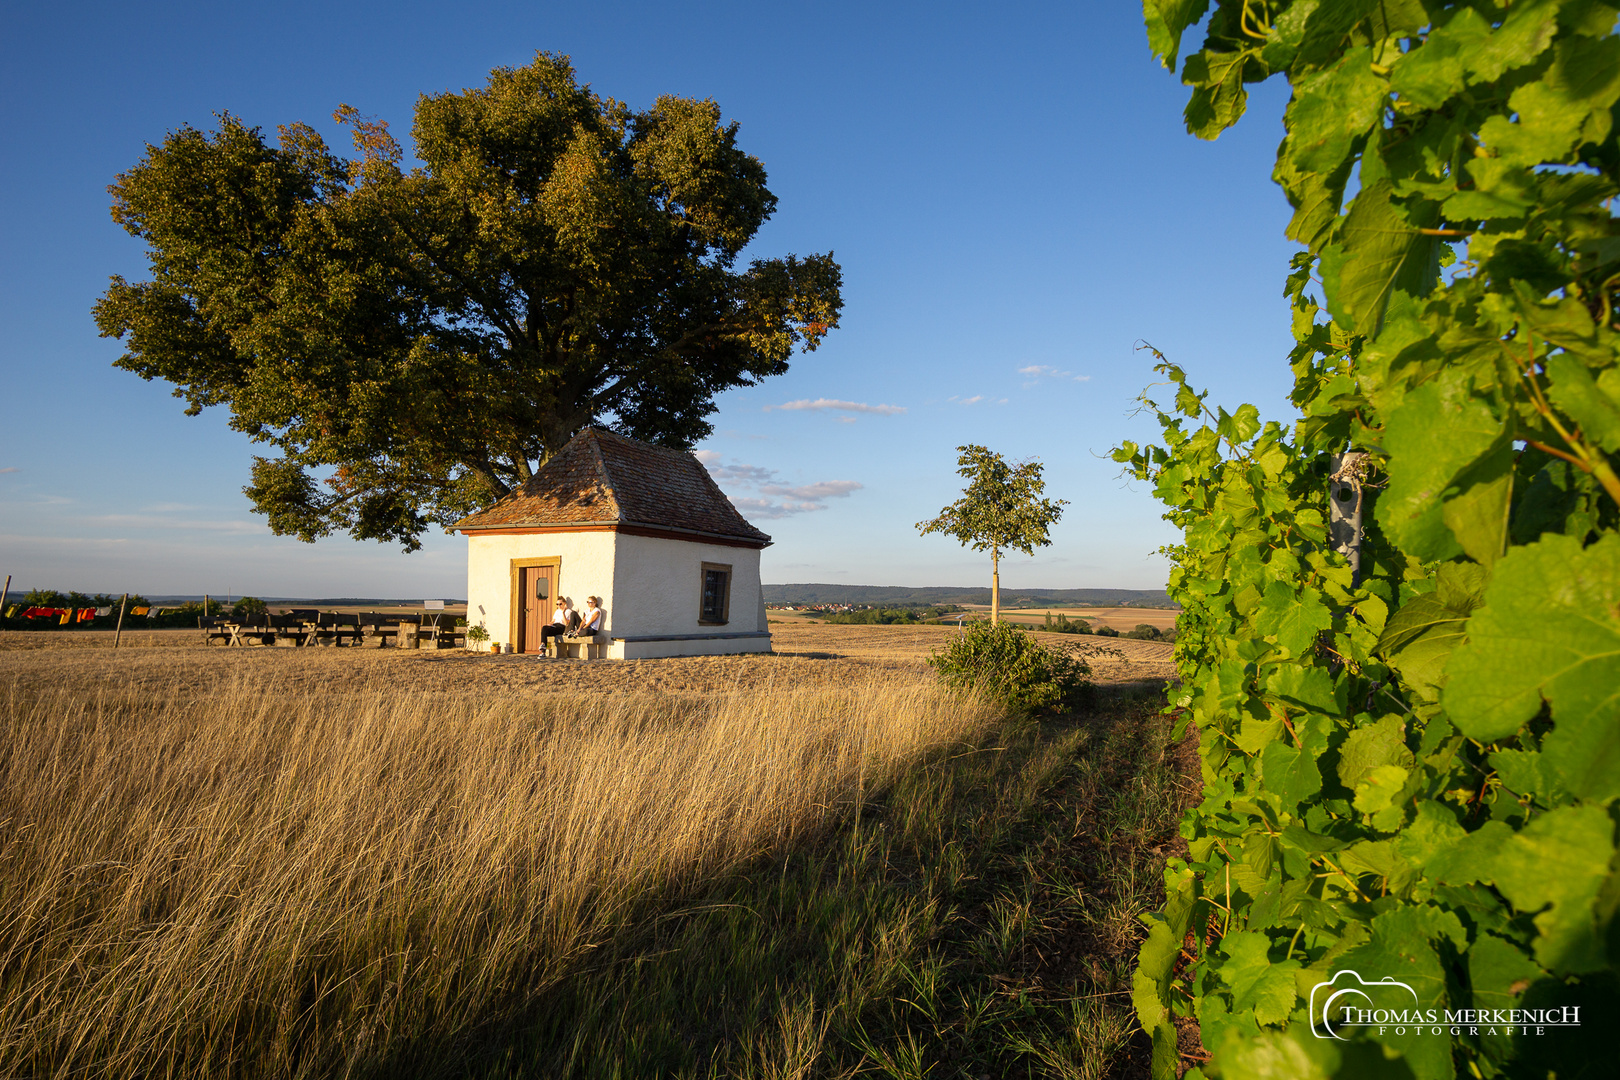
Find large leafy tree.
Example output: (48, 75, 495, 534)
(94, 53, 842, 550)
(916, 445, 1068, 624)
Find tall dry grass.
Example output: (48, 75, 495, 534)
(0, 673, 1004, 1078)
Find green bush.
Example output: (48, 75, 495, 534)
(927, 620, 1090, 716)
(1040, 612, 1091, 634)
(1123, 623, 1160, 640)
(1092, 625, 1119, 638)
(231, 597, 268, 619)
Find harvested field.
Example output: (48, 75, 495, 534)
(0, 621, 1175, 698)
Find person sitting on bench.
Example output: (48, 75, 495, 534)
(571, 596, 603, 639)
(541, 598, 577, 647)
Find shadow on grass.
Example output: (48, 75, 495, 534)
(401, 684, 1197, 1080)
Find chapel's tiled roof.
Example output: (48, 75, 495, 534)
(454, 428, 771, 546)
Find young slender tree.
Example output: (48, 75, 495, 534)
(916, 445, 1067, 624)
(94, 52, 841, 551)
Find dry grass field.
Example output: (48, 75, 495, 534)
(0, 622, 1186, 1079)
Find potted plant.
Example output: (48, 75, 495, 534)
(466, 621, 489, 651)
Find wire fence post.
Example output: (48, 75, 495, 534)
(1329, 451, 1369, 588)
(114, 593, 128, 649)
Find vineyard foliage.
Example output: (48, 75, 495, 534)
(1119, 2, 1620, 1078)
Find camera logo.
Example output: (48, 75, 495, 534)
(1309, 970, 1422, 1039)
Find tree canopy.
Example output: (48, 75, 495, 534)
(94, 53, 842, 550)
(916, 445, 1067, 623)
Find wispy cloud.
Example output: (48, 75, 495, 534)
(699, 456, 863, 519)
(1018, 364, 1091, 385)
(707, 462, 775, 485)
(0, 467, 19, 474)
(767, 398, 906, 416)
(760, 480, 862, 500)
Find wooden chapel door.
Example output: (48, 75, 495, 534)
(518, 565, 554, 654)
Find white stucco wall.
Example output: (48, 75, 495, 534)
(464, 530, 619, 648)
(609, 532, 764, 639)
(465, 528, 770, 658)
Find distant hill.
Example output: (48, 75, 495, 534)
(763, 584, 1175, 608)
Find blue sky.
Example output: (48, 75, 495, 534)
(0, 0, 1298, 598)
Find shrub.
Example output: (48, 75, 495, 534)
(1123, 623, 1160, 640)
(928, 620, 1089, 716)
(230, 597, 268, 619)
(1093, 626, 1119, 638)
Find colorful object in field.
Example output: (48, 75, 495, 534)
(3, 605, 17, 618)
(132, 607, 149, 616)
(78, 608, 97, 623)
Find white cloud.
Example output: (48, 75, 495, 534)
(0, 467, 19, 474)
(768, 398, 906, 416)
(1018, 363, 1090, 386)
(693, 450, 722, 465)
(707, 462, 775, 484)
(760, 480, 862, 500)
(699, 456, 863, 519)
(959, 394, 984, 405)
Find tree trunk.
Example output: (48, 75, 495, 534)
(991, 549, 1000, 625)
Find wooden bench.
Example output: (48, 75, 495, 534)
(199, 616, 233, 645)
(311, 612, 362, 646)
(552, 634, 606, 660)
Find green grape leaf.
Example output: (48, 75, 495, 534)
(1352, 764, 1410, 814)
(1444, 533, 1620, 741)
(1375, 371, 1504, 562)
(1467, 932, 1549, 1062)
(1389, 6, 1489, 109)
(1286, 46, 1387, 177)
(1330, 906, 1459, 1080)
(1468, 0, 1560, 82)
(1489, 748, 1567, 802)
(1261, 740, 1323, 806)
(1393, 800, 1467, 865)
(1262, 662, 1342, 712)
(1340, 839, 1415, 890)
(1337, 715, 1414, 792)
(1319, 179, 1439, 336)
(1255, 582, 1332, 655)
(1143, 0, 1212, 70)
(1467, 932, 1545, 1012)
(1205, 1029, 1337, 1080)
(1376, 562, 1487, 697)
(1439, 436, 1515, 568)
(1184, 49, 1253, 139)
(1541, 698, 1620, 803)
(1220, 931, 1302, 1026)
(1545, 353, 1620, 453)
(1428, 821, 1514, 885)
(1480, 33, 1620, 165)
(1490, 804, 1616, 974)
